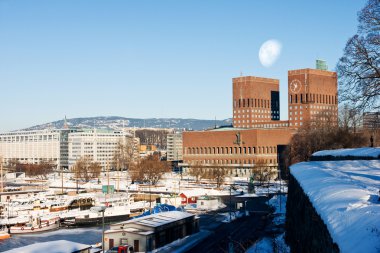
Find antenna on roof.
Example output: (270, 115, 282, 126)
(214, 116, 217, 129)
(240, 71, 243, 76)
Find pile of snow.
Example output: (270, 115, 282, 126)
(246, 233, 289, 253)
(237, 181, 288, 197)
(180, 188, 232, 197)
(220, 211, 245, 223)
(267, 195, 287, 215)
(151, 230, 211, 253)
(290, 159, 380, 253)
(312, 147, 380, 158)
(267, 194, 287, 226)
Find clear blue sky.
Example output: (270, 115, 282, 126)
(0, 0, 366, 132)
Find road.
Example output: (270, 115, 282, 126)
(187, 195, 271, 253)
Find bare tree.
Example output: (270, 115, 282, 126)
(130, 154, 170, 185)
(113, 139, 136, 171)
(339, 104, 363, 132)
(135, 129, 173, 149)
(203, 166, 227, 189)
(188, 161, 206, 183)
(72, 156, 102, 182)
(16, 160, 55, 179)
(252, 159, 274, 186)
(287, 120, 367, 165)
(337, 0, 380, 111)
(6, 158, 19, 172)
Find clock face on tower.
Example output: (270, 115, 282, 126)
(290, 79, 302, 93)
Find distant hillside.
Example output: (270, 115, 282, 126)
(21, 116, 232, 131)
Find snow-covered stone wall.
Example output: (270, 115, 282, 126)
(285, 174, 339, 253)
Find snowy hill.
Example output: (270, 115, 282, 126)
(20, 116, 232, 131)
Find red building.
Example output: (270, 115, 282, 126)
(182, 63, 338, 176)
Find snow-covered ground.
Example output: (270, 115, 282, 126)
(238, 182, 287, 198)
(245, 194, 290, 253)
(267, 194, 287, 226)
(152, 230, 212, 253)
(246, 233, 289, 253)
(290, 159, 380, 253)
(48, 172, 288, 198)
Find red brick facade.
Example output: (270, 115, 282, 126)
(183, 128, 293, 165)
(288, 69, 338, 128)
(182, 67, 337, 175)
(233, 76, 279, 128)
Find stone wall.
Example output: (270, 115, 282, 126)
(285, 174, 340, 253)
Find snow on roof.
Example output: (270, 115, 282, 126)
(114, 211, 194, 228)
(180, 188, 229, 197)
(290, 160, 380, 253)
(312, 147, 380, 158)
(3, 240, 92, 253)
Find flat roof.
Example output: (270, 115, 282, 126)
(3, 240, 92, 253)
(106, 227, 154, 236)
(114, 211, 195, 228)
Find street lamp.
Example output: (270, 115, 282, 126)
(91, 206, 107, 251)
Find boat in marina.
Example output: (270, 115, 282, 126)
(8, 216, 60, 234)
(65, 205, 131, 226)
(0, 230, 10, 240)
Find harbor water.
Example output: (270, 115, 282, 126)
(0, 226, 104, 251)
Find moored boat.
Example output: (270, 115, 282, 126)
(72, 206, 131, 226)
(0, 230, 10, 240)
(9, 216, 60, 234)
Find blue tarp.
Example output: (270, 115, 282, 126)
(133, 204, 184, 219)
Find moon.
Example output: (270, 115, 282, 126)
(259, 39, 282, 67)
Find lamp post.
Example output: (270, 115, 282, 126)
(91, 206, 107, 251)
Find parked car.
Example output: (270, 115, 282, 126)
(105, 245, 132, 253)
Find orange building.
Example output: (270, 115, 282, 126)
(182, 63, 338, 176)
(288, 69, 338, 127)
(183, 127, 292, 176)
(233, 76, 280, 128)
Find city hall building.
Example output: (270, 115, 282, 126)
(182, 62, 338, 176)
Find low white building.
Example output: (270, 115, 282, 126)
(106, 211, 199, 252)
(196, 196, 220, 210)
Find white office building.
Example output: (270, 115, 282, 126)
(68, 130, 134, 170)
(166, 132, 183, 161)
(0, 129, 74, 169)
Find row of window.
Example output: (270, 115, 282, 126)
(190, 158, 277, 164)
(234, 122, 289, 128)
(289, 93, 337, 105)
(234, 98, 271, 109)
(187, 145, 277, 155)
(235, 109, 276, 114)
(0, 135, 59, 142)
